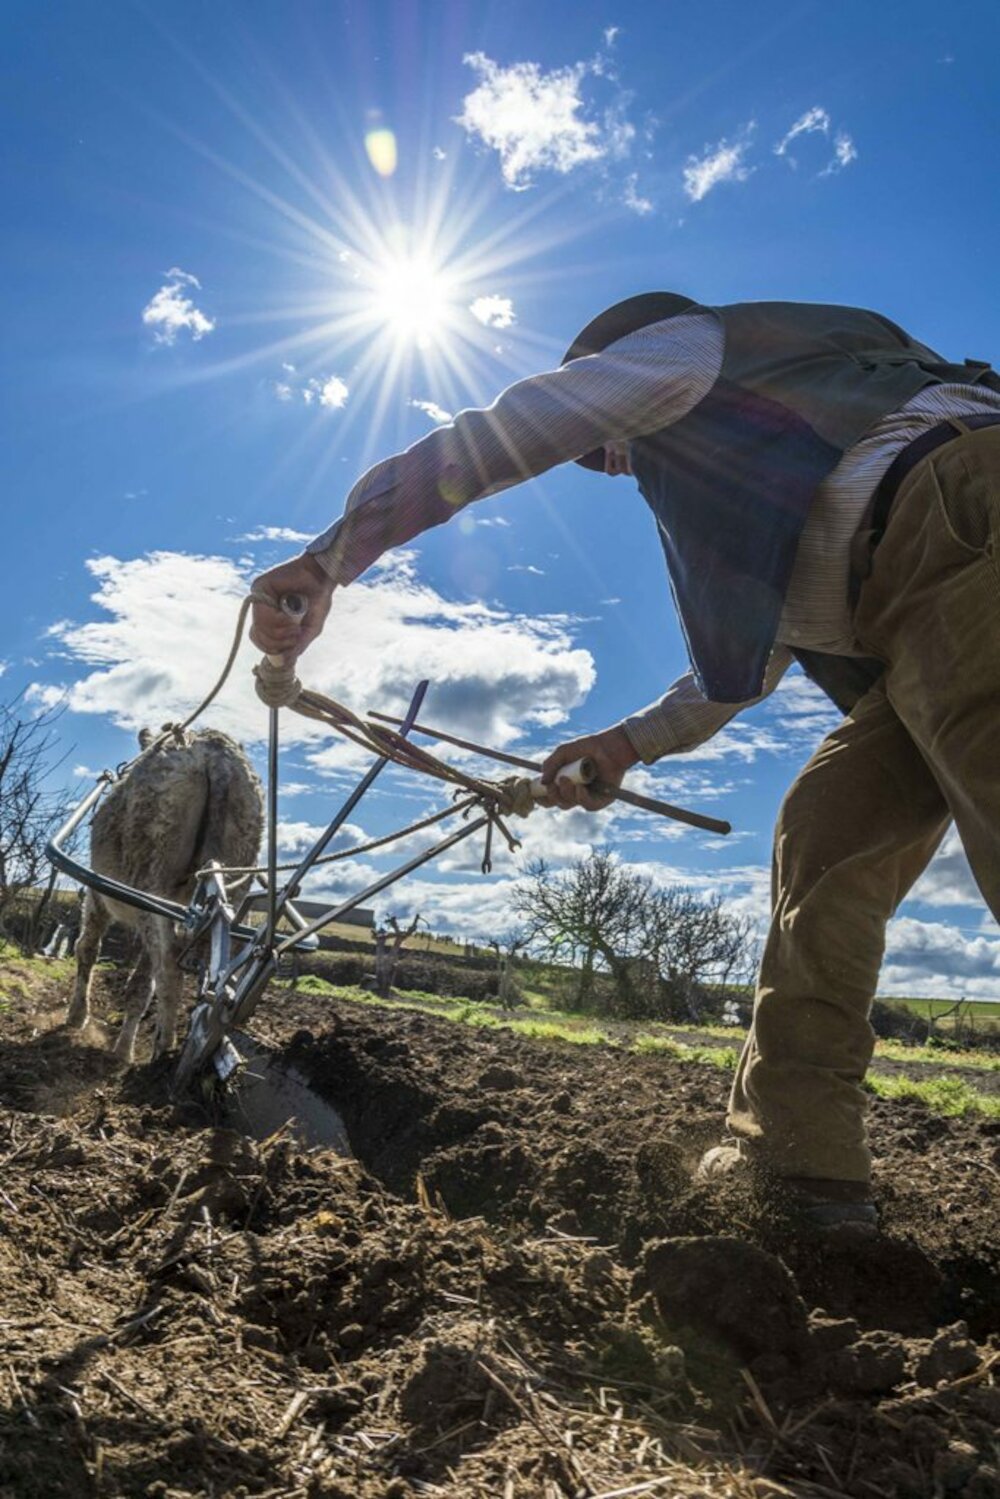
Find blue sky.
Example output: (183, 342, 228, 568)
(4, 0, 1000, 997)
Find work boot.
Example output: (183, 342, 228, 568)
(695, 1144, 878, 1232)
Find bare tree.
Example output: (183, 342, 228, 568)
(373, 912, 422, 997)
(513, 853, 650, 1015)
(643, 886, 757, 1022)
(0, 694, 78, 953)
(513, 851, 756, 1021)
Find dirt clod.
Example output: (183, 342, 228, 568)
(641, 1235, 811, 1359)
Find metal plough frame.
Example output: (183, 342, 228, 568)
(46, 678, 494, 1095)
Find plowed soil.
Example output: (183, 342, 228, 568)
(2, 957, 999, 1499)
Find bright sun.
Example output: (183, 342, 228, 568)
(368, 251, 457, 347)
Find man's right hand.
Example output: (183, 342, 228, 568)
(250, 552, 335, 660)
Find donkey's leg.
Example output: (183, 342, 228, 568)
(65, 891, 110, 1029)
(112, 946, 154, 1062)
(145, 916, 185, 1058)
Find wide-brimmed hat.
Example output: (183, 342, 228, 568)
(562, 292, 696, 470)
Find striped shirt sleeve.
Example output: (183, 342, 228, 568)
(621, 647, 795, 762)
(307, 313, 723, 584)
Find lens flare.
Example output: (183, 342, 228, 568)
(364, 129, 397, 177)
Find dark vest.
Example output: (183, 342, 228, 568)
(629, 301, 998, 704)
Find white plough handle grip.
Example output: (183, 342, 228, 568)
(530, 755, 597, 801)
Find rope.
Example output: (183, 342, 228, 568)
(199, 794, 480, 881)
(111, 594, 260, 777)
(252, 653, 540, 821)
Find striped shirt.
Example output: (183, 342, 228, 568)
(308, 311, 1000, 763)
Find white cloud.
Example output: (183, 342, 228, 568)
(508, 564, 545, 576)
(882, 915, 1000, 998)
(315, 375, 349, 409)
(622, 173, 653, 215)
(141, 267, 215, 345)
(774, 107, 857, 177)
(670, 721, 785, 766)
(36, 551, 595, 760)
(456, 50, 633, 190)
(237, 526, 313, 544)
(774, 106, 831, 160)
(766, 670, 841, 747)
(409, 398, 453, 425)
(276, 819, 365, 856)
(908, 828, 982, 911)
(469, 295, 516, 329)
(272, 370, 351, 410)
(683, 126, 755, 202)
(477, 517, 511, 529)
(827, 131, 858, 174)
(24, 682, 67, 712)
(432, 146, 447, 161)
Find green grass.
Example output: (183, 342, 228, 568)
(0, 951, 75, 996)
(633, 1034, 739, 1069)
(287, 979, 743, 1058)
(508, 1017, 611, 1046)
(873, 1038, 1000, 1071)
(865, 1073, 1000, 1118)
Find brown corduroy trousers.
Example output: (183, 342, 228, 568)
(728, 422, 1000, 1182)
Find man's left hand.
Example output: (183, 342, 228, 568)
(540, 726, 640, 811)
(250, 553, 335, 660)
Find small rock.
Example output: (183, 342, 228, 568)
(826, 1331, 906, 1396)
(338, 1322, 365, 1349)
(477, 1064, 523, 1091)
(913, 1322, 981, 1388)
(808, 1314, 861, 1354)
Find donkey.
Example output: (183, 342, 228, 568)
(66, 727, 263, 1061)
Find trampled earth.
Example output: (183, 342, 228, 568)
(2, 960, 999, 1498)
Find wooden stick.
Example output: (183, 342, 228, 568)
(368, 711, 731, 836)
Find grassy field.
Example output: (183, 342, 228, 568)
(876, 994, 1000, 1040)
